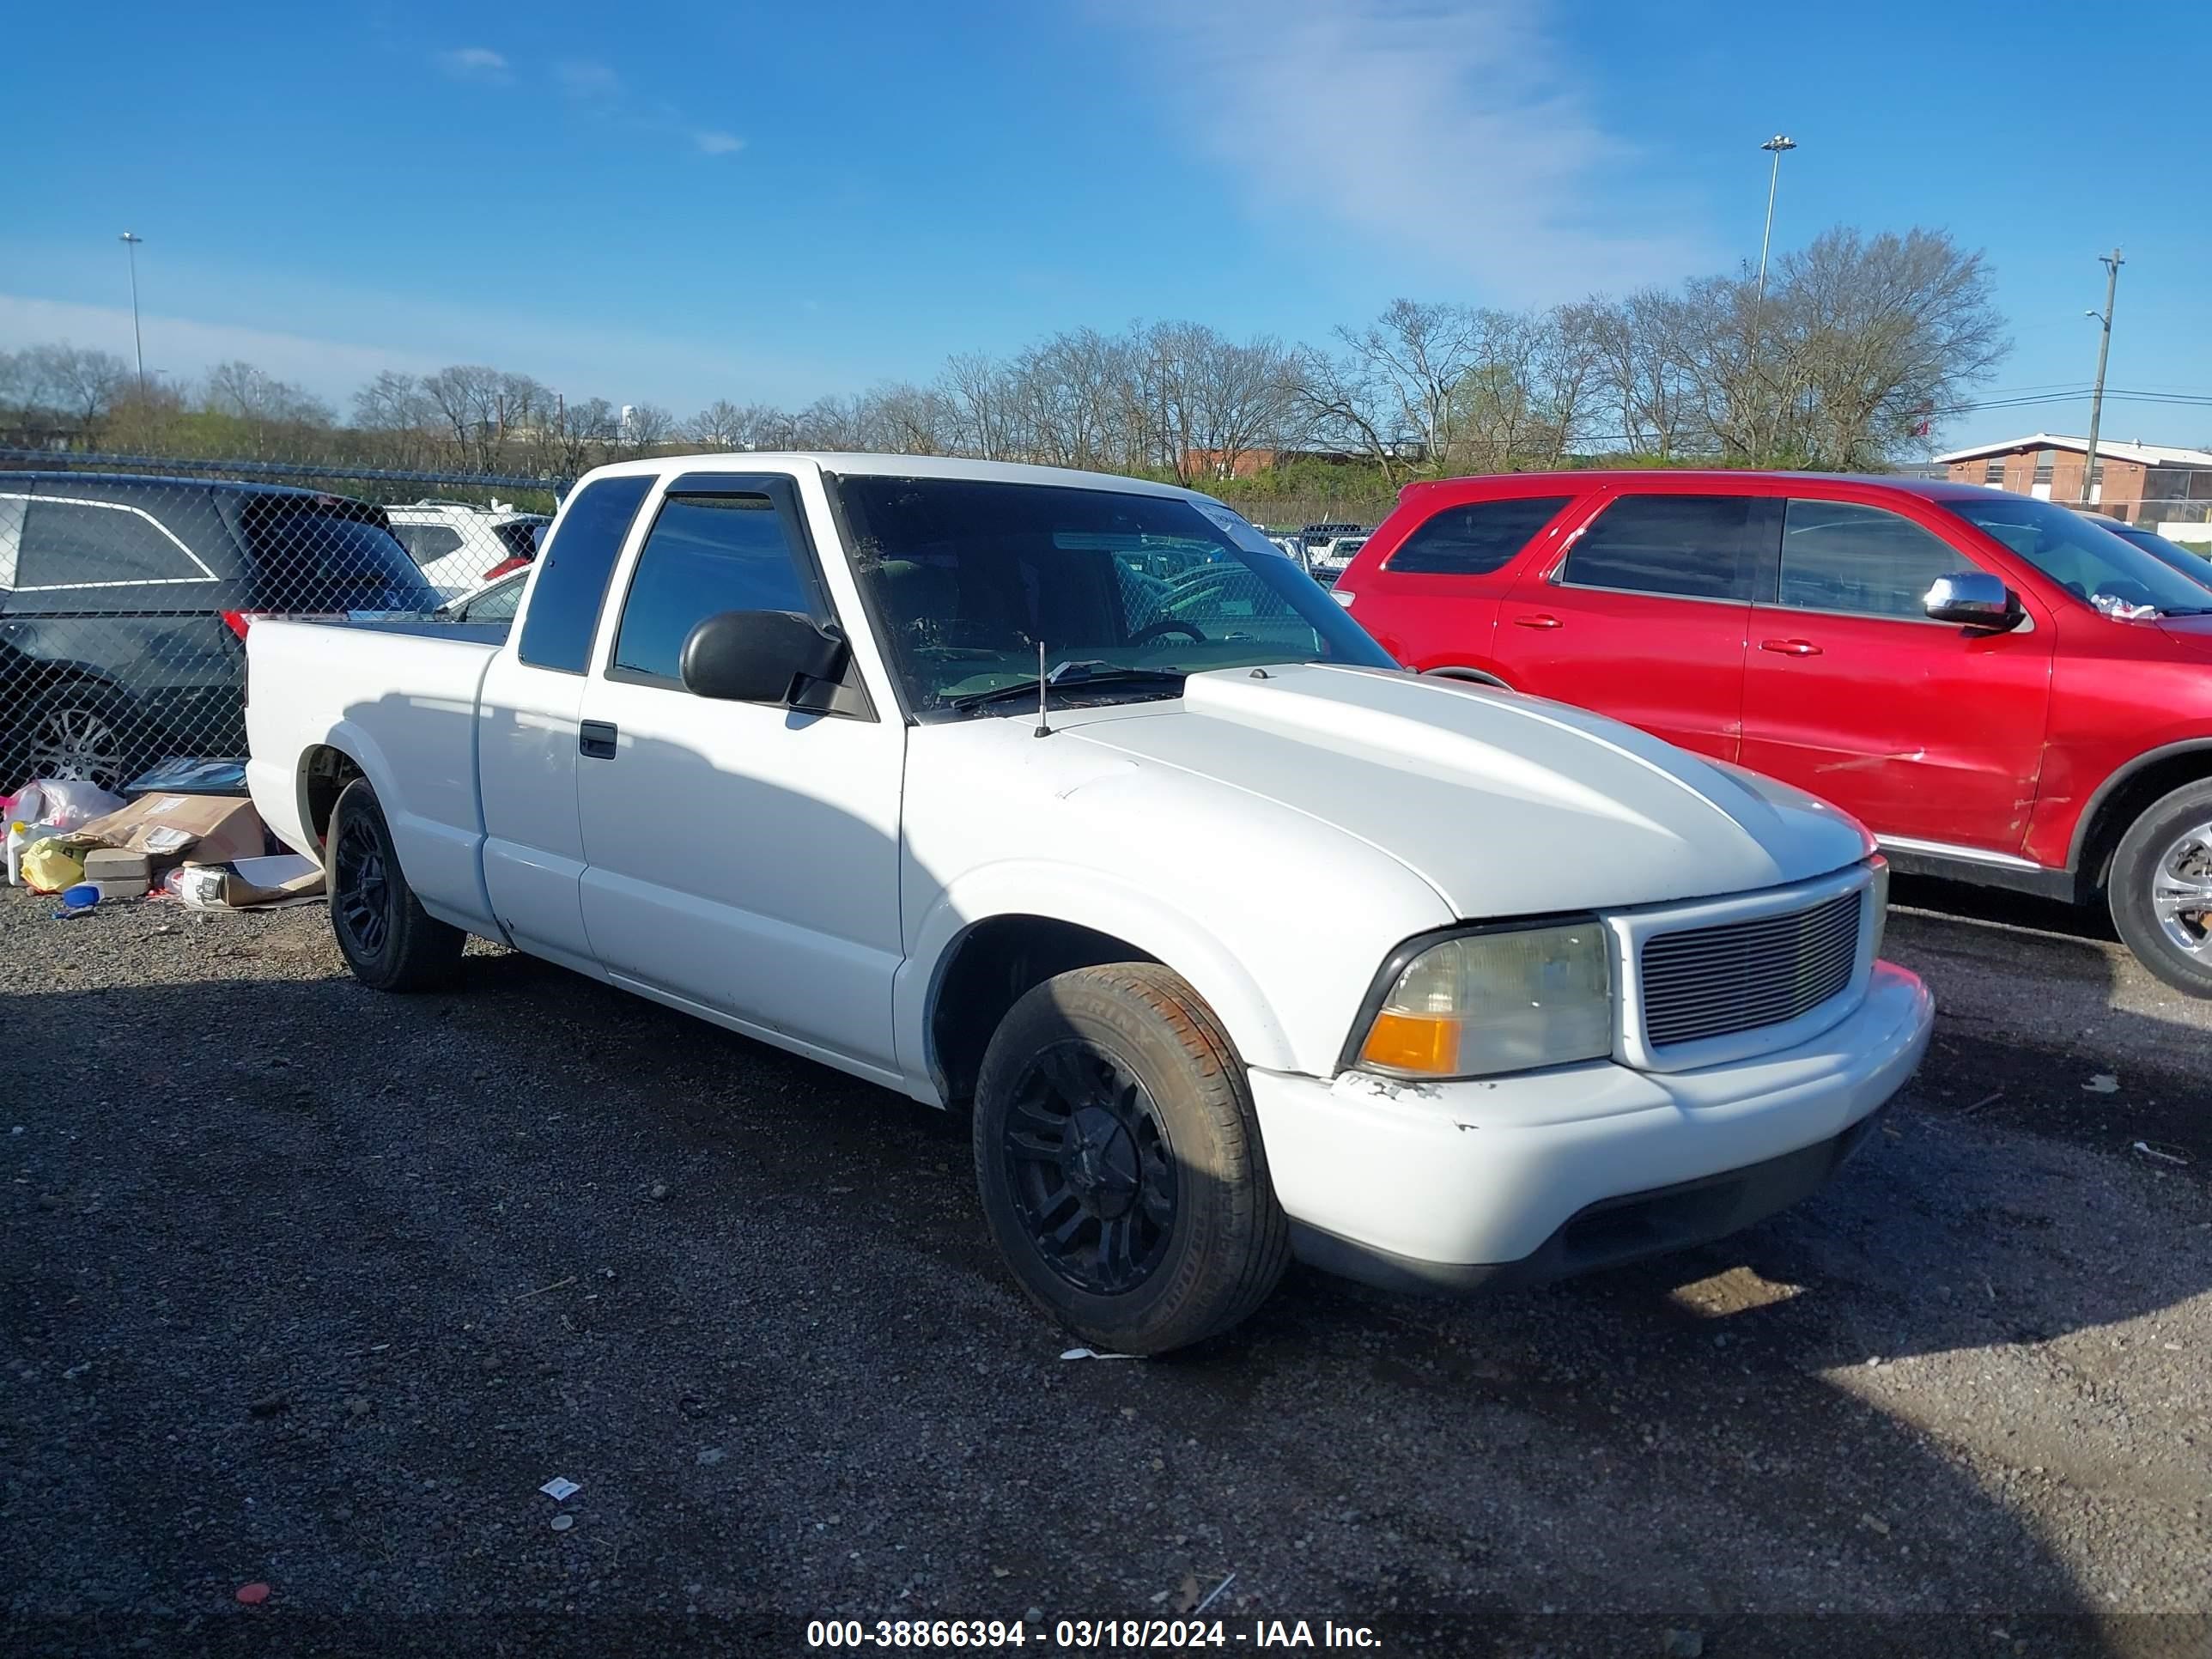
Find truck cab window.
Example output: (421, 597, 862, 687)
(611, 494, 819, 683)
(517, 475, 653, 673)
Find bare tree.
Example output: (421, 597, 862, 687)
(203, 362, 335, 453)
(687, 398, 752, 450)
(420, 365, 503, 468)
(618, 402, 678, 454)
(1778, 228, 2008, 466)
(939, 352, 1022, 460)
(866, 381, 957, 455)
(1012, 328, 1139, 471)
(351, 371, 443, 469)
(4, 343, 131, 428)
(538, 396, 621, 475)
(1138, 322, 1301, 483)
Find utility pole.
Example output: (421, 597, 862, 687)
(118, 232, 147, 394)
(2081, 247, 2123, 509)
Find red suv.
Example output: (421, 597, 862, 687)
(1337, 471, 2212, 994)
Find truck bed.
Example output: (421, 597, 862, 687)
(244, 617, 503, 930)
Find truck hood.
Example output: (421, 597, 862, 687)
(1060, 664, 1871, 916)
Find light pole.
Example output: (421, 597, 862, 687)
(1755, 136, 1797, 306)
(2081, 247, 2124, 510)
(118, 232, 146, 394)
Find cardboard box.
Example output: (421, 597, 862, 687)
(178, 853, 325, 910)
(70, 793, 264, 867)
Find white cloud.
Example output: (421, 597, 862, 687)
(556, 58, 623, 99)
(0, 294, 441, 399)
(0, 289, 836, 419)
(693, 130, 745, 156)
(435, 46, 510, 84)
(1093, 0, 1704, 301)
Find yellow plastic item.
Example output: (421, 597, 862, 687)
(20, 840, 85, 895)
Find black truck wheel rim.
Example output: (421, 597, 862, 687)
(1001, 1040, 1177, 1296)
(333, 815, 392, 958)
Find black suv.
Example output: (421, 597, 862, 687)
(0, 472, 437, 792)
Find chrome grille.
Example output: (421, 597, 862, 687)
(1640, 889, 1863, 1049)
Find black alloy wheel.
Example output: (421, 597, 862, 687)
(1000, 1041, 1179, 1295)
(332, 809, 393, 960)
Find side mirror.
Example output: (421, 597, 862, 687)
(679, 610, 848, 703)
(1923, 572, 2021, 631)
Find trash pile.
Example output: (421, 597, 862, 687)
(3, 758, 323, 917)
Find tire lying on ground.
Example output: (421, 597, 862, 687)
(972, 963, 1291, 1355)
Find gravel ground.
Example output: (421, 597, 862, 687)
(3, 878, 2208, 1657)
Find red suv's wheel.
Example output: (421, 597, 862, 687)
(2109, 778, 2212, 998)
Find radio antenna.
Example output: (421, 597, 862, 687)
(1033, 641, 1053, 738)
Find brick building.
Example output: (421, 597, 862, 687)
(1933, 432, 2212, 525)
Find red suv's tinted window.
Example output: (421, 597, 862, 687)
(1387, 495, 1573, 575)
(1561, 495, 1762, 601)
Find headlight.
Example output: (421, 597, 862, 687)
(1355, 920, 1614, 1079)
(1868, 854, 1890, 961)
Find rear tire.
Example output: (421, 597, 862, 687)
(2109, 779, 2212, 999)
(327, 778, 464, 992)
(972, 963, 1290, 1354)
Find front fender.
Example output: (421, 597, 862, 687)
(894, 860, 1301, 1097)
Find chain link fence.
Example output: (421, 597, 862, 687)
(0, 450, 572, 797)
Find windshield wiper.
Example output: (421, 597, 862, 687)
(945, 661, 1188, 714)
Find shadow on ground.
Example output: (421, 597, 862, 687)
(3, 934, 2206, 1656)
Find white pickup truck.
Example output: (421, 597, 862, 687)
(246, 453, 1932, 1353)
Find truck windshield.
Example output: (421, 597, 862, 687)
(833, 476, 1396, 715)
(1945, 495, 2212, 617)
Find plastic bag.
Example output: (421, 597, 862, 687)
(11, 779, 127, 832)
(20, 840, 87, 895)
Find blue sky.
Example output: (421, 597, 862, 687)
(5, 0, 2208, 453)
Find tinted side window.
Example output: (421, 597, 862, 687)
(398, 523, 465, 564)
(1388, 495, 1572, 576)
(17, 496, 210, 587)
(457, 577, 525, 623)
(612, 495, 817, 683)
(239, 503, 440, 611)
(1778, 500, 1972, 619)
(518, 476, 653, 673)
(1562, 495, 1758, 600)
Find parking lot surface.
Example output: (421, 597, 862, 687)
(3, 879, 2208, 1656)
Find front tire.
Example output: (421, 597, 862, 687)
(972, 963, 1290, 1354)
(327, 779, 465, 992)
(2109, 779, 2212, 998)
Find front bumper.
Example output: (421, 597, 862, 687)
(1248, 960, 1932, 1290)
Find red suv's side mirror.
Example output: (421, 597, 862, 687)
(1923, 572, 2023, 631)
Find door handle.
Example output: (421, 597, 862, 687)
(1512, 613, 1562, 629)
(1759, 638, 1822, 657)
(579, 720, 618, 760)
